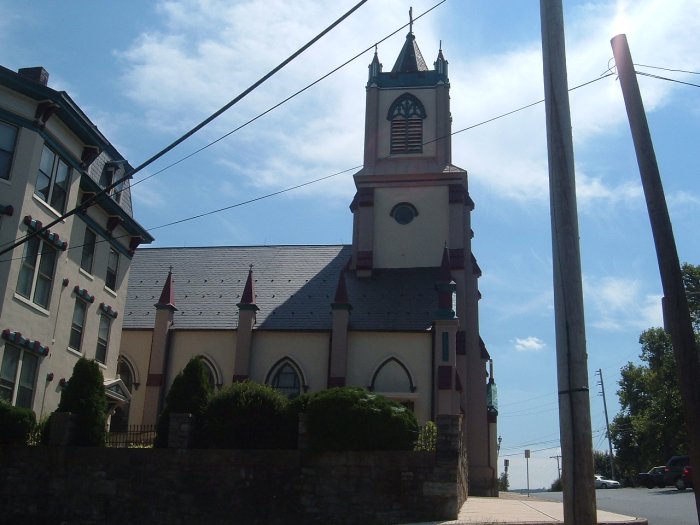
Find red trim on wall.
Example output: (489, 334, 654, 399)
(437, 366, 452, 390)
(327, 377, 346, 388)
(146, 374, 163, 387)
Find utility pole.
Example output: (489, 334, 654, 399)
(550, 454, 562, 480)
(596, 369, 615, 479)
(540, 2, 597, 523)
(611, 34, 700, 520)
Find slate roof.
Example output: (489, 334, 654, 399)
(123, 245, 440, 332)
(392, 32, 428, 73)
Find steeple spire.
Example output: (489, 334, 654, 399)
(155, 267, 177, 310)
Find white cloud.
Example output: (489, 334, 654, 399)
(108, 0, 700, 217)
(584, 275, 663, 331)
(514, 336, 547, 352)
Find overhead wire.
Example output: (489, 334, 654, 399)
(0, 67, 619, 267)
(0, 0, 370, 257)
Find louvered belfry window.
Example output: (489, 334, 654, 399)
(388, 93, 426, 154)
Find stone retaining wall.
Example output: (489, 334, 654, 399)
(0, 415, 467, 525)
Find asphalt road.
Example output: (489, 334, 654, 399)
(533, 487, 698, 525)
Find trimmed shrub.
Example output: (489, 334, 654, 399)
(155, 356, 213, 448)
(305, 387, 418, 451)
(203, 381, 294, 449)
(57, 358, 107, 446)
(0, 400, 36, 445)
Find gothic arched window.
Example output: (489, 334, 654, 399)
(387, 93, 426, 154)
(266, 358, 305, 399)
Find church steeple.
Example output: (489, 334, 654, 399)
(391, 31, 428, 73)
(368, 46, 382, 84)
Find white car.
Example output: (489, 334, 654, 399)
(594, 475, 620, 489)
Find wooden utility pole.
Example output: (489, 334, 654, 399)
(540, 3, 597, 524)
(611, 34, 700, 520)
(596, 369, 615, 480)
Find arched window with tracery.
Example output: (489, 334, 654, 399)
(387, 93, 426, 154)
(266, 358, 306, 399)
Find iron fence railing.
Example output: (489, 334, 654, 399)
(106, 425, 156, 448)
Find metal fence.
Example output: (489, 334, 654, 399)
(106, 425, 156, 448)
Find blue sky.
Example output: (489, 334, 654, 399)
(2, 0, 699, 489)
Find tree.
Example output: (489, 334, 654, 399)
(56, 358, 107, 446)
(154, 356, 212, 448)
(593, 450, 613, 479)
(498, 472, 510, 492)
(610, 263, 699, 481)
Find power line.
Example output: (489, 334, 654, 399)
(128, 1, 449, 192)
(635, 70, 700, 89)
(0, 0, 370, 257)
(0, 69, 619, 267)
(634, 63, 700, 76)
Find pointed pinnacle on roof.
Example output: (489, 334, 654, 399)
(155, 268, 177, 310)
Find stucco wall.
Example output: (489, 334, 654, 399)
(373, 185, 449, 268)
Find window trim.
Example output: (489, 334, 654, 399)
(80, 228, 97, 274)
(387, 93, 427, 155)
(34, 144, 71, 213)
(0, 343, 39, 409)
(0, 120, 18, 181)
(265, 357, 307, 398)
(69, 298, 88, 352)
(95, 314, 111, 364)
(16, 237, 57, 310)
(105, 248, 119, 291)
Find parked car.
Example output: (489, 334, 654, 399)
(676, 466, 693, 491)
(636, 466, 666, 488)
(663, 455, 690, 487)
(594, 475, 620, 489)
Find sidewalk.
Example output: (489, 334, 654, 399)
(404, 492, 648, 525)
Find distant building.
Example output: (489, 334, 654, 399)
(0, 65, 153, 421)
(120, 30, 498, 495)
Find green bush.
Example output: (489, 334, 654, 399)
(203, 381, 294, 449)
(0, 400, 36, 445)
(305, 387, 418, 451)
(155, 356, 213, 448)
(414, 421, 437, 451)
(57, 358, 107, 446)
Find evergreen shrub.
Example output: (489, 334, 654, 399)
(56, 358, 107, 446)
(305, 387, 418, 451)
(203, 381, 294, 449)
(0, 400, 36, 445)
(154, 356, 213, 448)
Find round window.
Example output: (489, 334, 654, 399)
(391, 202, 418, 225)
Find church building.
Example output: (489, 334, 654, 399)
(119, 29, 498, 496)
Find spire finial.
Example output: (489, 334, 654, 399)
(409, 6, 413, 33)
(168, 265, 173, 273)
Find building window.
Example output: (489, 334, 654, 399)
(0, 121, 18, 180)
(99, 165, 123, 204)
(0, 344, 39, 409)
(35, 145, 71, 212)
(69, 299, 88, 351)
(16, 237, 57, 309)
(95, 314, 111, 364)
(80, 228, 97, 274)
(387, 93, 426, 154)
(390, 202, 418, 225)
(106, 248, 119, 290)
(267, 359, 302, 399)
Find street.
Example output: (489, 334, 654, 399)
(533, 487, 697, 525)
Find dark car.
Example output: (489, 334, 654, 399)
(676, 466, 694, 491)
(663, 455, 691, 487)
(636, 466, 666, 488)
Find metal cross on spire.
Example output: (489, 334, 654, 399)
(409, 7, 413, 33)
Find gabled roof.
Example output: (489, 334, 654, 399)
(123, 245, 440, 332)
